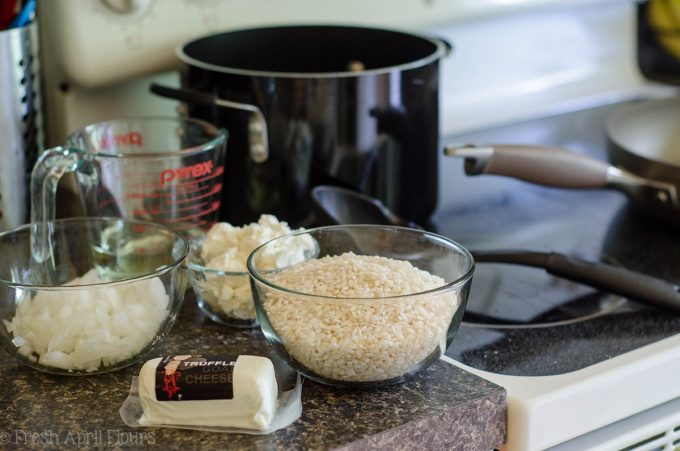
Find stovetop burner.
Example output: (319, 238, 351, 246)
(461, 291, 626, 329)
(436, 98, 680, 376)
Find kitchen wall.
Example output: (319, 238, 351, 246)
(38, 0, 644, 145)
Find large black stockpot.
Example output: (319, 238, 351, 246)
(155, 25, 450, 226)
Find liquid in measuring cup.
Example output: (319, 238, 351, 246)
(92, 222, 177, 279)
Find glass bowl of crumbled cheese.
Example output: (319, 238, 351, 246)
(187, 215, 318, 328)
(248, 225, 474, 388)
(0, 217, 188, 375)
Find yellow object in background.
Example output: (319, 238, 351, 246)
(649, 0, 680, 60)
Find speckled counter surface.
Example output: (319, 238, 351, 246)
(0, 295, 506, 450)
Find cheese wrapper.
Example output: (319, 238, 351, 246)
(120, 355, 302, 434)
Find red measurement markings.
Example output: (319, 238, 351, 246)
(132, 183, 213, 203)
(168, 201, 220, 223)
(125, 182, 210, 200)
(172, 183, 222, 205)
(132, 202, 209, 218)
(178, 182, 213, 195)
(126, 191, 175, 200)
(180, 165, 224, 187)
(125, 175, 221, 199)
(173, 219, 209, 231)
(173, 183, 208, 196)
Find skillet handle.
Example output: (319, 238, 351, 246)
(444, 144, 679, 209)
(444, 144, 609, 188)
(473, 250, 680, 314)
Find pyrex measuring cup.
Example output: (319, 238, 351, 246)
(30, 117, 227, 260)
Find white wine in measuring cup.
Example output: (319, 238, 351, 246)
(90, 220, 181, 279)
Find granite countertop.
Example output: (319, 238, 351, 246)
(0, 294, 506, 450)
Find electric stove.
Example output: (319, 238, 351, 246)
(436, 97, 680, 450)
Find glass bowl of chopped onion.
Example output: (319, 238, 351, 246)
(248, 225, 474, 388)
(187, 215, 318, 328)
(0, 217, 188, 375)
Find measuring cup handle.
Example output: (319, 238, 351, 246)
(29, 146, 96, 261)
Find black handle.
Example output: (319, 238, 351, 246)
(150, 83, 218, 108)
(472, 250, 680, 314)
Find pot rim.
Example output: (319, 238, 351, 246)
(176, 24, 452, 79)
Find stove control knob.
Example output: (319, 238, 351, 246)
(98, 0, 154, 17)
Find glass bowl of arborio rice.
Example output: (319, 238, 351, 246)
(247, 225, 474, 388)
(0, 218, 188, 375)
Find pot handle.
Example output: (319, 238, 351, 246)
(150, 83, 268, 163)
(444, 144, 678, 208)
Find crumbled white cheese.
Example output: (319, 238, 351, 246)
(195, 215, 315, 321)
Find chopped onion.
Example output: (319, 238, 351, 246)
(4, 269, 169, 372)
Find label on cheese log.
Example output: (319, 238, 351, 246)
(155, 355, 235, 401)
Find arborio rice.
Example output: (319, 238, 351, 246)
(196, 215, 314, 321)
(3, 269, 169, 372)
(263, 252, 460, 382)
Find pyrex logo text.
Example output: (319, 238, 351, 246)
(160, 161, 214, 185)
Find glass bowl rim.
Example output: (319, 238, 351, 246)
(246, 224, 475, 301)
(0, 217, 189, 290)
(187, 230, 321, 277)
